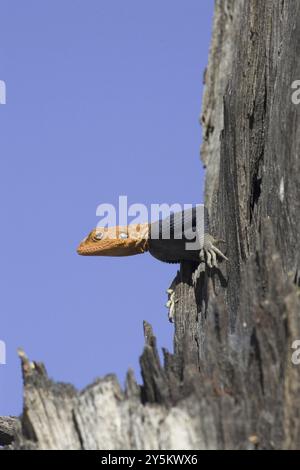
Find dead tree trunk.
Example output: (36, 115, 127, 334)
(2, 0, 300, 450)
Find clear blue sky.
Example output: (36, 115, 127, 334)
(0, 0, 213, 416)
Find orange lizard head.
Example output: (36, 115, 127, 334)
(77, 223, 149, 257)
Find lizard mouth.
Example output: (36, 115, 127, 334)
(77, 240, 145, 256)
(77, 243, 91, 255)
(76, 241, 114, 256)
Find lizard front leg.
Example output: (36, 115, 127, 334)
(201, 234, 228, 268)
(165, 288, 179, 323)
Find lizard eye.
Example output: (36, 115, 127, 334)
(119, 232, 128, 239)
(94, 231, 103, 240)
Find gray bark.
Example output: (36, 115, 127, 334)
(0, 417, 19, 446)
(2, 0, 300, 450)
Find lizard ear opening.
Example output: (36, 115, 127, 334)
(119, 232, 128, 239)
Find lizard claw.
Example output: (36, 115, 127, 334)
(201, 234, 228, 267)
(211, 244, 228, 261)
(165, 288, 178, 323)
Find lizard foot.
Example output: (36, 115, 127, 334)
(201, 234, 228, 268)
(192, 262, 206, 285)
(166, 288, 178, 323)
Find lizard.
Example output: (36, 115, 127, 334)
(77, 207, 228, 320)
(77, 207, 227, 266)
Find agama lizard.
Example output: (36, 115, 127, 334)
(77, 207, 227, 267)
(77, 207, 228, 320)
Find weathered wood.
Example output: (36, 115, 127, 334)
(10, 348, 221, 450)
(0, 417, 20, 446)
(3, 0, 300, 449)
